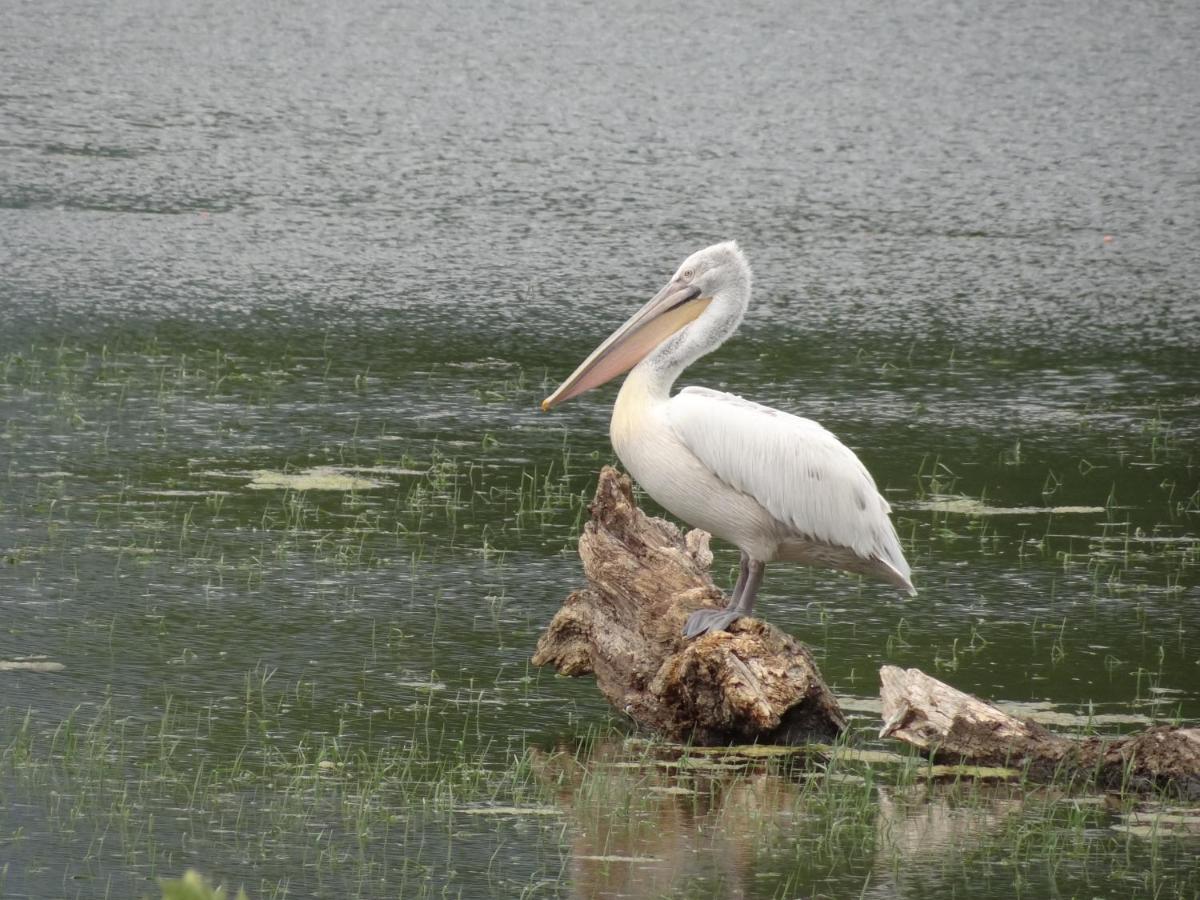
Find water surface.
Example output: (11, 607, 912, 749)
(2, 0, 1198, 897)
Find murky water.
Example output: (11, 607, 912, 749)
(2, 0, 1198, 896)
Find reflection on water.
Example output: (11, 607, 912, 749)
(871, 785, 1023, 883)
(537, 742, 839, 899)
(533, 739, 1196, 899)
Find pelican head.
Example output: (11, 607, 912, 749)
(542, 241, 751, 411)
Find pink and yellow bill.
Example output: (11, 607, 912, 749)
(541, 281, 711, 410)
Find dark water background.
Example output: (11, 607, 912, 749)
(2, 0, 1198, 897)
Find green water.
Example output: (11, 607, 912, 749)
(1, 324, 1195, 897)
(3, 0, 1199, 895)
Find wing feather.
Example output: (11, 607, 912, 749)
(668, 387, 913, 589)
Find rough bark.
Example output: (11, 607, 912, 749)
(881, 666, 1200, 796)
(531, 466, 1199, 791)
(532, 466, 845, 745)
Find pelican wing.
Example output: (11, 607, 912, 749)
(668, 387, 914, 591)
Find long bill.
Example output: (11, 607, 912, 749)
(541, 281, 711, 410)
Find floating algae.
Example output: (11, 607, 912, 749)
(0, 656, 65, 673)
(247, 466, 384, 492)
(910, 497, 1105, 516)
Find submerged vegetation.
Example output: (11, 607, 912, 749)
(1, 338, 1197, 897)
(4, 695, 1200, 899)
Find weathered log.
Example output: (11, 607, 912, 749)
(533, 467, 1199, 790)
(532, 466, 845, 745)
(881, 666, 1200, 796)
(879, 666, 1077, 767)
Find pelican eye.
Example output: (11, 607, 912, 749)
(681, 268, 695, 281)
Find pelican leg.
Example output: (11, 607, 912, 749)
(732, 559, 764, 616)
(683, 556, 764, 638)
(728, 551, 750, 607)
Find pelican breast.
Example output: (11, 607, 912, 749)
(610, 372, 782, 559)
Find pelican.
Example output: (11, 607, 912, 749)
(542, 241, 915, 638)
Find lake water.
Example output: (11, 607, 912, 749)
(2, 0, 1199, 897)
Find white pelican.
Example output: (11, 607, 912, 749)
(542, 241, 916, 638)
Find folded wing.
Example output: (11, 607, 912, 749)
(668, 386, 914, 592)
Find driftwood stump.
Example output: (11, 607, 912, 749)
(881, 666, 1200, 796)
(532, 467, 1200, 792)
(532, 466, 845, 745)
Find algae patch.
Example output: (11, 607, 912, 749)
(0, 656, 65, 673)
(247, 466, 384, 492)
(911, 497, 1105, 516)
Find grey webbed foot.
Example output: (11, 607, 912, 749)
(683, 557, 765, 639)
(683, 607, 744, 638)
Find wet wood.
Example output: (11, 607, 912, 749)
(878, 666, 1076, 766)
(532, 467, 1199, 791)
(880, 666, 1200, 796)
(532, 466, 845, 745)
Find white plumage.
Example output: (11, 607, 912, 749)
(544, 241, 915, 637)
(668, 386, 913, 589)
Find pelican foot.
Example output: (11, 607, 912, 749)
(683, 607, 744, 638)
